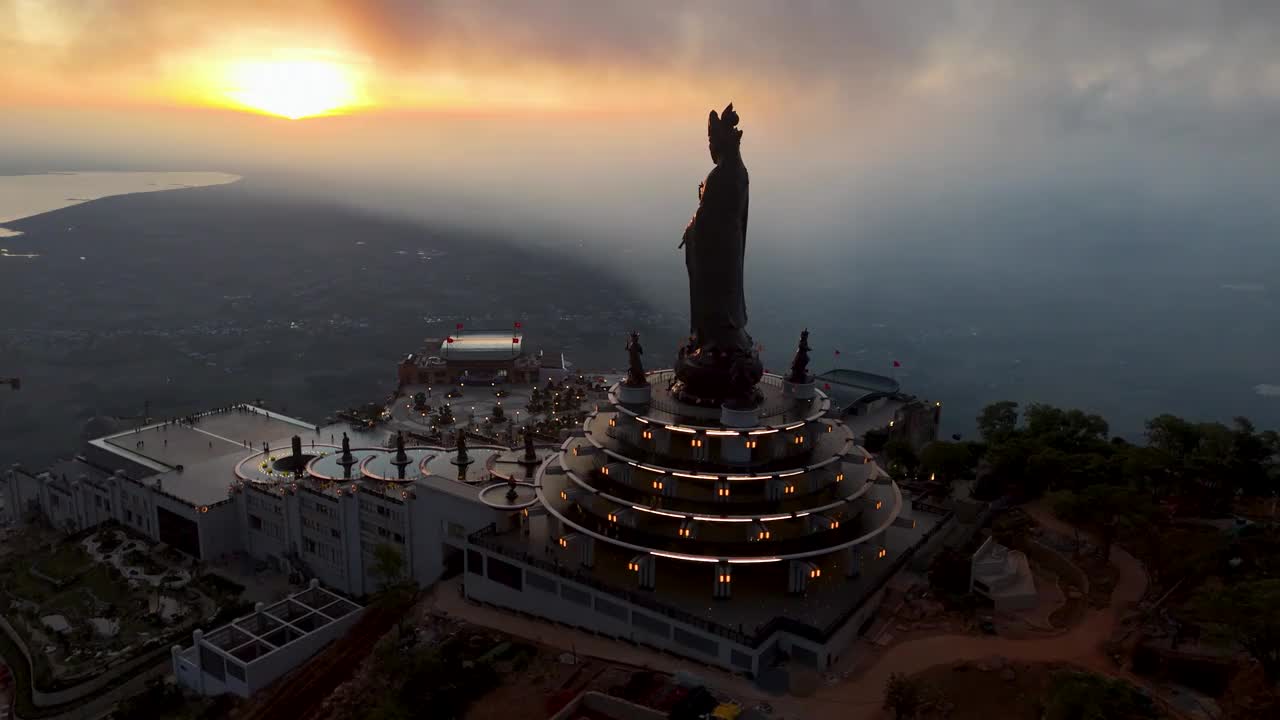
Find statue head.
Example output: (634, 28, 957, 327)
(708, 103, 743, 164)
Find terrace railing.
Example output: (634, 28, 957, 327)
(468, 510, 954, 650)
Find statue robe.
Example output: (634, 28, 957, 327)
(684, 149, 750, 354)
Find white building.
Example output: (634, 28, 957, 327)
(172, 580, 362, 697)
(969, 536, 1038, 610)
(2, 404, 512, 597)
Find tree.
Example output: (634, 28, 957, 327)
(1043, 671, 1157, 720)
(882, 439, 919, 476)
(976, 401, 1019, 443)
(919, 441, 976, 486)
(883, 673, 927, 719)
(437, 404, 455, 426)
(371, 543, 405, 591)
(1196, 579, 1280, 684)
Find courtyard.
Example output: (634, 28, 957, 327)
(0, 523, 239, 684)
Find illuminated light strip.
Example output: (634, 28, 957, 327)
(664, 425, 697, 433)
(778, 470, 805, 477)
(726, 475, 772, 481)
(693, 515, 753, 523)
(631, 505, 686, 518)
(706, 430, 740, 436)
(650, 551, 720, 563)
(672, 472, 703, 479)
(639, 465, 666, 473)
(793, 511, 811, 517)
(783, 422, 805, 430)
(693, 474, 720, 480)
(758, 514, 794, 521)
(748, 428, 779, 435)
(728, 557, 782, 564)
(635, 417, 649, 424)
(627, 461, 640, 467)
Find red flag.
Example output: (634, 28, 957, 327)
(823, 383, 831, 391)
(446, 337, 455, 344)
(892, 360, 901, 368)
(513, 321, 522, 329)
(512, 337, 519, 343)
(456, 323, 464, 330)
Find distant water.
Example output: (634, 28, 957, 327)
(0, 171, 241, 240)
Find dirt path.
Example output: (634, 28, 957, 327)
(799, 502, 1150, 718)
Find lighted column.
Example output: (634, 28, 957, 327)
(713, 562, 732, 599)
(788, 560, 821, 594)
(628, 554, 656, 590)
(715, 479, 731, 503)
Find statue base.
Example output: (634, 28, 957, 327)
(720, 404, 760, 428)
(616, 383, 652, 405)
(670, 343, 763, 409)
(783, 379, 816, 400)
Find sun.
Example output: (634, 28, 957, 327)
(222, 58, 362, 119)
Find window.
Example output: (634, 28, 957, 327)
(330, 528, 341, 539)
(377, 526, 390, 538)
(125, 510, 133, 523)
(303, 538, 317, 553)
(249, 514, 263, 530)
(376, 506, 390, 517)
(467, 549, 484, 575)
(393, 532, 404, 544)
(486, 556, 523, 590)
(95, 495, 102, 508)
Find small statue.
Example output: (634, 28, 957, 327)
(394, 431, 407, 463)
(788, 328, 812, 384)
(523, 427, 537, 463)
(341, 432, 352, 462)
(625, 331, 646, 387)
(456, 432, 469, 462)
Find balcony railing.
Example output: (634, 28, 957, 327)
(468, 509, 954, 650)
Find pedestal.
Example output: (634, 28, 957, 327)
(616, 383, 651, 405)
(783, 379, 816, 400)
(720, 404, 760, 428)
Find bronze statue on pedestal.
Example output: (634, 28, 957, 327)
(625, 332, 646, 387)
(671, 103, 763, 408)
(788, 329, 812, 384)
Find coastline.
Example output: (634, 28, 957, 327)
(0, 171, 242, 237)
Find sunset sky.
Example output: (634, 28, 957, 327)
(3, 1, 1278, 272)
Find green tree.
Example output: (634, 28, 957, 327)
(1043, 671, 1157, 720)
(918, 441, 975, 486)
(1196, 579, 1280, 684)
(883, 673, 927, 719)
(371, 543, 404, 591)
(976, 401, 1020, 443)
(882, 439, 919, 476)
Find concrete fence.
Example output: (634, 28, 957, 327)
(0, 613, 178, 709)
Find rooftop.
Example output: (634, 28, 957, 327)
(439, 331, 525, 361)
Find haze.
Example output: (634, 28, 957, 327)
(3, 0, 1279, 436)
